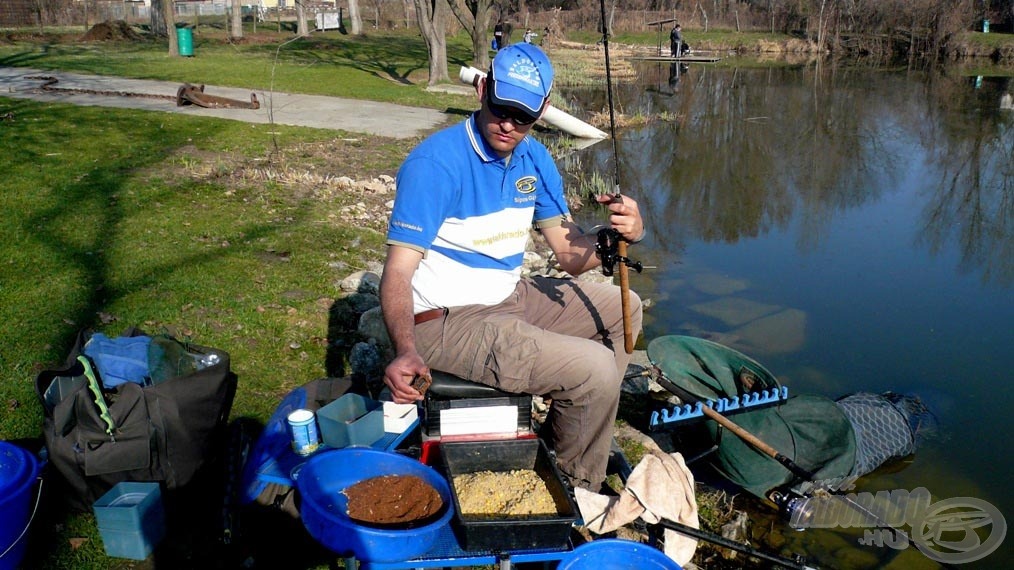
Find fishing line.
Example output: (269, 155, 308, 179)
(595, 0, 642, 354)
(597, 0, 621, 194)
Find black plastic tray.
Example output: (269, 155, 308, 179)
(438, 438, 578, 552)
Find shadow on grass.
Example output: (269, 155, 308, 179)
(4, 99, 359, 569)
(247, 33, 473, 86)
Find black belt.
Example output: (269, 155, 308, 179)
(414, 308, 447, 325)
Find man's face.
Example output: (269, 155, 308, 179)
(477, 79, 543, 157)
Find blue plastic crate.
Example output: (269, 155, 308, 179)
(93, 482, 165, 560)
(317, 393, 384, 448)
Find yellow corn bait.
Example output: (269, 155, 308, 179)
(452, 469, 558, 519)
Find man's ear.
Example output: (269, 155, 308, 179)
(477, 77, 488, 103)
(537, 95, 551, 118)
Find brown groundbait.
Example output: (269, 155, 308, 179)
(344, 474, 443, 525)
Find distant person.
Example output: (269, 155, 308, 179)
(670, 24, 690, 57)
(494, 20, 504, 50)
(524, 28, 537, 44)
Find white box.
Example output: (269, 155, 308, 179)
(383, 401, 418, 433)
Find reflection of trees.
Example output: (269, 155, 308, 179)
(567, 65, 898, 253)
(916, 74, 1014, 287)
(560, 64, 1012, 286)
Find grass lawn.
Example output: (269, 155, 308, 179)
(0, 94, 411, 568)
(0, 27, 477, 108)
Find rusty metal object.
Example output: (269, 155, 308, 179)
(176, 83, 259, 109)
(25, 76, 259, 110)
(27, 75, 176, 102)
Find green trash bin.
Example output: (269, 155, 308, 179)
(982, 19, 990, 33)
(176, 26, 194, 57)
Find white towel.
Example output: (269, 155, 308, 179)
(575, 451, 700, 566)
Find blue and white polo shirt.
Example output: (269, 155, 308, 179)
(387, 114, 569, 313)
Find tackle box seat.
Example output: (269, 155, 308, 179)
(428, 370, 520, 399)
(423, 370, 533, 441)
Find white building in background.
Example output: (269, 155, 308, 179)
(75, 0, 346, 24)
(113, 1, 342, 10)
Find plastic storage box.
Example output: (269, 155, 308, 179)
(383, 401, 419, 433)
(317, 393, 384, 448)
(92, 482, 166, 560)
(423, 395, 532, 440)
(438, 438, 578, 552)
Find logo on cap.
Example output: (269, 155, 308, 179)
(506, 59, 543, 90)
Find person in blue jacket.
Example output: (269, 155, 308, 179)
(380, 43, 646, 492)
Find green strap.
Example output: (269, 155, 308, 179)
(78, 356, 115, 438)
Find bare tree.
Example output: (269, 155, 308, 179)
(413, 0, 450, 85)
(150, 0, 180, 56)
(350, 0, 364, 34)
(697, 0, 709, 32)
(447, 0, 495, 70)
(231, 0, 244, 40)
(296, 0, 310, 36)
(403, 0, 414, 28)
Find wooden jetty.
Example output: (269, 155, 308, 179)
(642, 17, 721, 63)
(630, 55, 721, 63)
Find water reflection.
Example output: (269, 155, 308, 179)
(565, 64, 1012, 287)
(559, 61, 1014, 569)
(919, 75, 1013, 287)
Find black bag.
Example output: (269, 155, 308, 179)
(35, 327, 238, 511)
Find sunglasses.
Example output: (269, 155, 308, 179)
(486, 91, 540, 125)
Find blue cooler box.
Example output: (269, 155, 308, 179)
(93, 482, 166, 560)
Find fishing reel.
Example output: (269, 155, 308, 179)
(595, 227, 644, 277)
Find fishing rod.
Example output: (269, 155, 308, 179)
(597, 0, 640, 354)
(657, 519, 818, 570)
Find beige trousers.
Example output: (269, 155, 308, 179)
(414, 276, 643, 489)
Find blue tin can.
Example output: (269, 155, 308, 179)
(287, 409, 320, 456)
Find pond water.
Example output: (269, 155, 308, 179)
(563, 60, 1013, 569)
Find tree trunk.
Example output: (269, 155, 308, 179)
(163, 0, 179, 57)
(231, 0, 244, 40)
(296, 0, 309, 36)
(447, 0, 492, 70)
(151, 0, 167, 36)
(413, 0, 449, 86)
(34, 0, 43, 34)
(349, 0, 363, 35)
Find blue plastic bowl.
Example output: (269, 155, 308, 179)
(296, 448, 452, 563)
(0, 441, 40, 570)
(558, 539, 683, 570)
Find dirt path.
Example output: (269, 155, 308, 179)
(0, 66, 451, 138)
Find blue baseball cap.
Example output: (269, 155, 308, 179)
(488, 43, 554, 116)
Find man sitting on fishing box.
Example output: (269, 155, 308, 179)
(381, 43, 646, 492)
